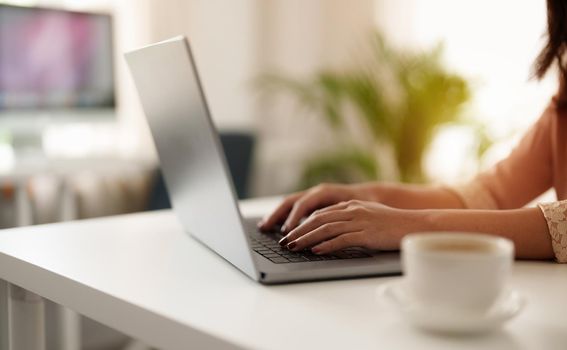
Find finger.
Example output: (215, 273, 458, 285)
(259, 192, 303, 231)
(311, 231, 366, 254)
(282, 192, 338, 232)
(311, 200, 351, 214)
(280, 200, 354, 241)
(287, 221, 354, 251)
(280, 209, 354, 245)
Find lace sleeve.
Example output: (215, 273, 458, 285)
(538, 201, 567, 263)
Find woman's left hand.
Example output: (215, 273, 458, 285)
(279, 200, 424, 254)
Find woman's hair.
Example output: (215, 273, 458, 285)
(533, 0, 567, 81)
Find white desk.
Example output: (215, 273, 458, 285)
(0, 156, 153, 350)
(0, 197, 566, 350)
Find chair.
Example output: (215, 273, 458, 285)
(147, 131, 255, 211)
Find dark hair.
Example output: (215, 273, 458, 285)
(533, 0, 567, 82)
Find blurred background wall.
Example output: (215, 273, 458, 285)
(0, 0, 556, 198)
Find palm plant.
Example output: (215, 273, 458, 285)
(259, 33, 478, 188)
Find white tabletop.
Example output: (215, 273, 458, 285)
(0, 197, 566, 350)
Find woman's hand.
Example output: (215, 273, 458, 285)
(258, 183, 379, 233)
(278, 200, 424, 254)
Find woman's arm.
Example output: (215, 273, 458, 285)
(280, 200, 554, 260)
(259, 182, 465, 233)
(422, 207, 554, 259)
(368, 182, 465, 209)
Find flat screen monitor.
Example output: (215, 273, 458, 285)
(0, 5, 115, 111)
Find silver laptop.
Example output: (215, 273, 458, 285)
(125, 36, 400, 284)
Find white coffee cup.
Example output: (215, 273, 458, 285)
(401, 232, 514, 312)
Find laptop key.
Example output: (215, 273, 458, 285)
(349, 253, 371, 258)
(333, 251, 352, 259)
(254, 249, 272, 254)
(321, 255, 339, 260)
(269, 257, 289, 264)
(288, 257, 307, 262)
(305, 255, 324, 261)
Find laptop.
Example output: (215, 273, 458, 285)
(125, 36, 401, 284)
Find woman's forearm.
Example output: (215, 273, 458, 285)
(367, 183, 554, 259)
(365, 182, 465, 210)
(417, 207, 554, 260)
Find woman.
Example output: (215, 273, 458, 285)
(258, 0, 567, 262)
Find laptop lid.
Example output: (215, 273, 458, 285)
(125, 36, 258, 280)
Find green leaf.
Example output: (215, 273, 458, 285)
(255, 30, 480, 186)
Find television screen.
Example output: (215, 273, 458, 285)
(0, 5, 115, 110)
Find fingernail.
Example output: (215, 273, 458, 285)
(311, 246, 322, 254)
(280, 225, 288, 233)
(257, 219, 265, 228)
(287, 241, 297, 250)
(278, 236, 289, 246)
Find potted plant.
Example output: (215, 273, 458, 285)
(259, 33, 487, 189)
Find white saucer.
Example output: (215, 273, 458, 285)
(378, 280, 525, 334)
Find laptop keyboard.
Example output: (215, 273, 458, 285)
(249, 231, 373, 264)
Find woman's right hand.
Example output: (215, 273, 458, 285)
(258, 183, 377, 233)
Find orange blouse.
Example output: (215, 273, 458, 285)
(451, 96, 567, 262)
